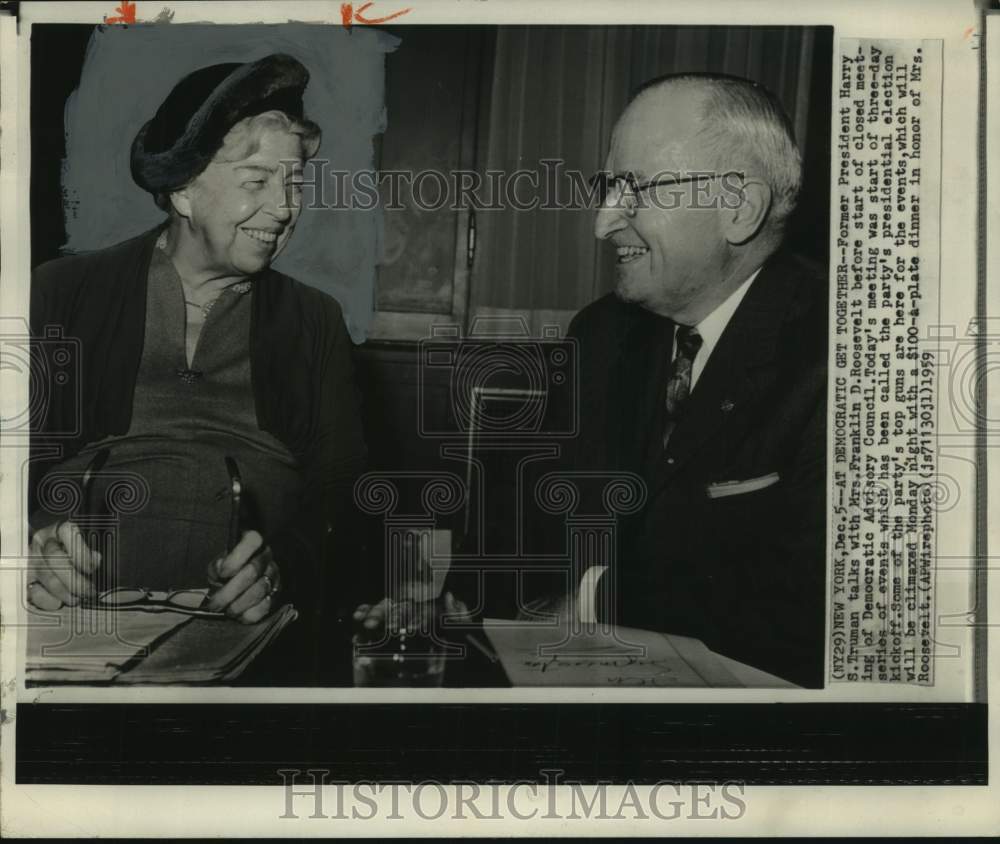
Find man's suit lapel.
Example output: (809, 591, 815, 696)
(610, 304, 673, 475)
(652, 255, 801, 483)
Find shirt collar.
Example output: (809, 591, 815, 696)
(691, 266, 762, 358)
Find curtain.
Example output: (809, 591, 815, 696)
(470, 25, 821, 324)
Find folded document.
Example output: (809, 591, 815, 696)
(25, 594, 297, 685)
(482, 564, 795, 688)
(482, 618, 742, 687)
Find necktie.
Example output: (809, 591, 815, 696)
(662, 324, 702, 450)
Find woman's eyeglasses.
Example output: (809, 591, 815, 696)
(82, 587, 225, 618)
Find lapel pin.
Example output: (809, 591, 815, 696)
(720, 399, 735, 413)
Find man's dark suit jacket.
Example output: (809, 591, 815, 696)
(567, 250, 827, 688)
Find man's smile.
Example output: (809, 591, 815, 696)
(616, 243, 650, 264)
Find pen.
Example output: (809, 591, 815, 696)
(224, 456, 242, 554)
(201, 456, 243, 609)
(79, 448, 110, 594)
(80, 448, 110, 519)
(464, 632, 499, 663)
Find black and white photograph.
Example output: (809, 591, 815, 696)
(0, 0, 994, 837)
(22, 18, 832, 690)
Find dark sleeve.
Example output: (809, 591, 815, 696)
(27, 268, 51, 521)
(27, 259, 75, 529)
(268, 300, 369, 624)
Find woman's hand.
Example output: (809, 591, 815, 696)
(26, 520, 101, 611)
(204, 530, 281, 624)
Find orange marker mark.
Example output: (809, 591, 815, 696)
(341, 1, 411, 29)
(104, 0, 137, 24)
(354, 2, 412, 24)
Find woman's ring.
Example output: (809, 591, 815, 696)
(262, 574, 278, 598)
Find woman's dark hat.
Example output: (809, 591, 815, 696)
(131, 53, 309, 194)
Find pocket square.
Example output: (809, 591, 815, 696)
(705, 472, 780, 499)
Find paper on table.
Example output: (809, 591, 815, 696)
(482, 619, 742, 687)
(26, 604, 192, 684)
(483, 563, 743, 687)
(120, 603, 298, 684)
(25, 591, 299, 685)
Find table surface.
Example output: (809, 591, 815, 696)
(155, 616, 798, 688)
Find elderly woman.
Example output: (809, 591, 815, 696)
(28, 54, 366, 639)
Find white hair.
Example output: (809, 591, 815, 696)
(215, 109, 322, 163)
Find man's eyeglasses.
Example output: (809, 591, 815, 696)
(589, 171, 743, 209)
(82, 587, 225, 618)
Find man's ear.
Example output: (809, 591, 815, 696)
(168, 188, 194, 220)
(722, 178, 772, 245)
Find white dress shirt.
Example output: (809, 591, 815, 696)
(673, 267, 762, 390)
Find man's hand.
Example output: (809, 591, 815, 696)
(205, 530, 282, 624)
(26, 520, 101, 611)
(353, 590, 471, 637)
(515, 592, 575, 622)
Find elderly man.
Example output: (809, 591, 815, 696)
(568, 73, 827, 687)
(29, 55, 366, 680)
